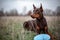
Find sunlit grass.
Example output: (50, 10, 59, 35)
(0, 16, 60, 40)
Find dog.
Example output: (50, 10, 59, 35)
(23, 4, 55, 40)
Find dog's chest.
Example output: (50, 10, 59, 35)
(36, 19, 46, 29)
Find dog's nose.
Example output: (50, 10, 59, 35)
(31, 15, 33, 17)
(30, 14, 34, 18)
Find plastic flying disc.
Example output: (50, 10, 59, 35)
(34, 34, 50, 40)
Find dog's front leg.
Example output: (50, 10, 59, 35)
(45, 26, 55, 40)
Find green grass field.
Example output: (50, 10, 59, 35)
(0, 16, 60, 40)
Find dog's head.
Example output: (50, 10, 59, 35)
(31, 4, 43, 19)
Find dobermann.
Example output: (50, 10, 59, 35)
(23, 4, 55, 40)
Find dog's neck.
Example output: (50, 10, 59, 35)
(36, 16, 44, 22)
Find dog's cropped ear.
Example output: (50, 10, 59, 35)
(33, 4, 36, 9)
(40, 4, 43, 12)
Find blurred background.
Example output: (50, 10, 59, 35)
(0, 0, 60, 40)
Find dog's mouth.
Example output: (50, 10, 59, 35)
(31, 13, 41, 19)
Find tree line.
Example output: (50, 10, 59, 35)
(0, 6, 60, 16)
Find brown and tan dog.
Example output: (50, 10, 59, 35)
(23, 4, 55, 40)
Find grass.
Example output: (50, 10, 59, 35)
(0, 16, 60, 40)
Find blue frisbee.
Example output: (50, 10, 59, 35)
(34, 34, 50, 40)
